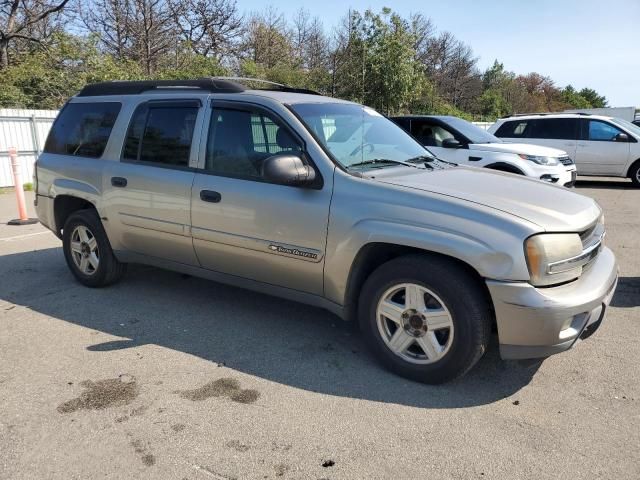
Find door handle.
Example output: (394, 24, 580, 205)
(111, 177, 127, 187)
(200, 190, 221, 203)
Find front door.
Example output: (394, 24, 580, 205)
(575, 119, 630, 175)
(190, 101, 333, 295)
(103, 99, 204, 265)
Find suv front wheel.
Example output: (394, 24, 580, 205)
(359, 254, 492, 384)
(62, 209, 126, 287)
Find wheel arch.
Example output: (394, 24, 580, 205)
(343, 242, 492, 323)
(626, 158, 640, 179)
(53, 195, 98, 237)
(484, 162, 525, 175)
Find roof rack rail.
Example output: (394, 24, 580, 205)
(77, 78, 246, 97)
(77, 76, 321, 97)
(502, 111, 593, 118)
(217, 76, 320, 95)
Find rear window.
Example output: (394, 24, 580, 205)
(44, 102, 121, 158)
(122, 102, 199, 167)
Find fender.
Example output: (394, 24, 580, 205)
(323, 218, 531, 306)
(51, 178, 101, 200)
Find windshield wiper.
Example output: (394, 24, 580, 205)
(348, 158, 426, 170)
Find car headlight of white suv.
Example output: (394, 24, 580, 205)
(518, 154, 560, 166)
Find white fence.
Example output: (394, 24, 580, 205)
(0, 108, 58, 187)
(472, 121, 494, 131)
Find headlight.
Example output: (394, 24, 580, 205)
(518, 154, 560, 166)
(524, 233, 583, 286)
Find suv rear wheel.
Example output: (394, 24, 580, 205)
(358, 254, 491, 384)
(62, 209, 126, 287)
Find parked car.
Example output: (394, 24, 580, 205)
(391, 115, 577, 187)
(490, 113, 640, 186)
(35, 78, 618, 383)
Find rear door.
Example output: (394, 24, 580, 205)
(495, 118, 579, 161)
(190, 101, 333, 295)
(102, 99, 203, 265)
(525, 118, 579, 160)
(574, 119, 631, 175)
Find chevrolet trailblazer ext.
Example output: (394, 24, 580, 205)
(34, 78, 618, 383)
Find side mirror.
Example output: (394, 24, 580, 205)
(442, 138, 463, 149)
(261, 154, 316, 187)
(614, 133, 629, 142)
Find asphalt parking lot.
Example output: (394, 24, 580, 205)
(1, 179, 639, 480)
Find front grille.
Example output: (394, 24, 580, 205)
(578, 220, 605, 271)
(559, 156, 574, 166)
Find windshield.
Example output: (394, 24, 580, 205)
(609, 117, 640, 138)
(290, 103, 434, 169)
(441, 116, 502, 144)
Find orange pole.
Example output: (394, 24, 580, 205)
(9, 147, 28, 221)
(7, 147, 36, 225)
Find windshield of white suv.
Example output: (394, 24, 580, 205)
(441, 116, 502, 144)
(609, 117, 640, 138)
(290, 103, 435, 169)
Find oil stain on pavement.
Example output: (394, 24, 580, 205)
(57, 375, 139, 413)
(174, 377, 259, 404)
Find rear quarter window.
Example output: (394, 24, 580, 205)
(44, 102, 121, 158)
(494, 120, 529, 138)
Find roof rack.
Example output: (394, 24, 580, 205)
(77, 77, 321, 97)
(217, 77, 320, 95)
(503, 112, 593, 118)
(78, 78, 246, 97)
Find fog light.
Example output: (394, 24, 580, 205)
(540, 174, 560, 183)
(558, 313, 589, 340)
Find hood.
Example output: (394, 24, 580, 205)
(469, 142, 567, 157)
(372, 166, 600, 231)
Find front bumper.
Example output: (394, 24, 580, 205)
(487, 246, 618, 360)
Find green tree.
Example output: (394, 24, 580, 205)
(578, 88, 608, 108)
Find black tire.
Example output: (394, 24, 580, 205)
(629, 161, 640, 187)
(62, 209, 126, 287)
(358, 254, 492, 384)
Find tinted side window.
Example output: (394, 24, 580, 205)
(44, 102, 121, 158)
(528, 118, 577, 140)
(494, 120, 529, 138)
(205, 107, 302, 180)
(123, 103, 198, 167)
(588, 120, 623, 141)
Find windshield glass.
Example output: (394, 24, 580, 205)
(609, 117, 640, 138)
(290, 103, 434, 169)
(442, 116, 502, 144)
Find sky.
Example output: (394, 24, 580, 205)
(239, 0, 640, 107)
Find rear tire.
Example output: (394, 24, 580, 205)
(358, 254, 492, 384)
(62, 209, 126, 287)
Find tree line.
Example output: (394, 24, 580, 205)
(0, 1, 608, 118)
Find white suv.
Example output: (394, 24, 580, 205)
(392, 115, 577, 187)
(490, 113, 640, 186)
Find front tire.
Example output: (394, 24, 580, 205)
(358, 254, 492, 384)
(62, 209, 126, 287)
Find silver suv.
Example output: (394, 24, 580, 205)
(34, 78, 618, 383)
